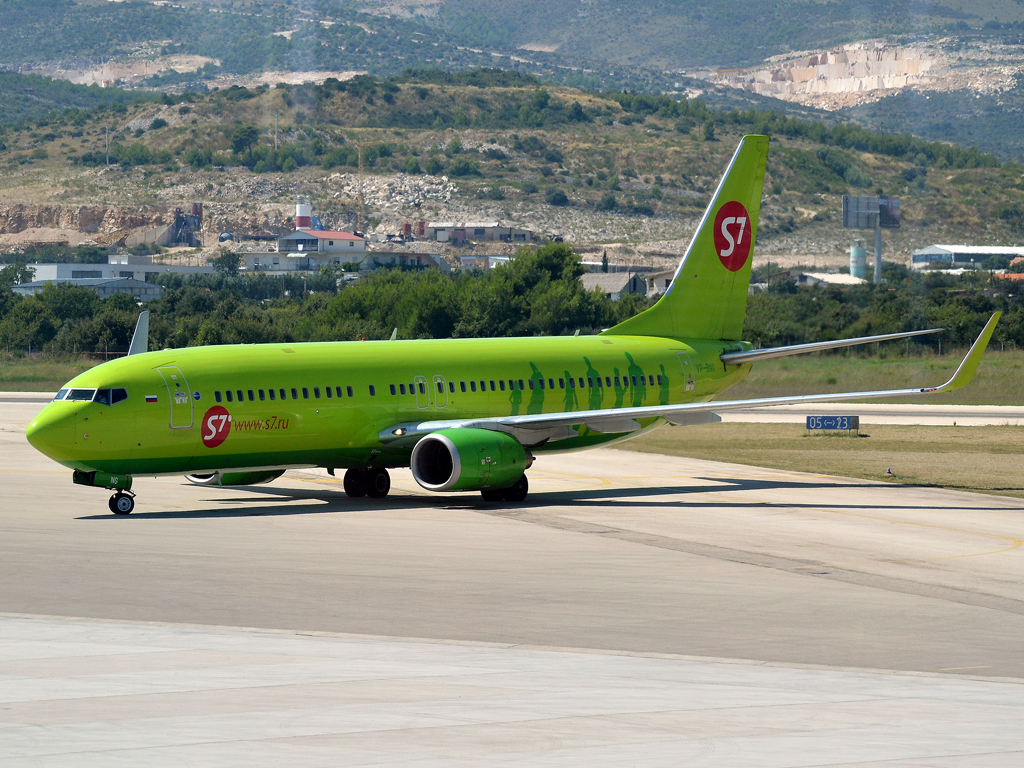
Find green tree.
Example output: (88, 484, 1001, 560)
(231, 125, 259, 160)
(210, 248, 242, 275)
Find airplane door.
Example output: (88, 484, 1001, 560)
(157, 366, 194, 429)
(432, 375, 448, 409)
(414, 375, 429, 409)
(676, 352, 696, 397)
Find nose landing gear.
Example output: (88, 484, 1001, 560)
(108, 491, 135, 515)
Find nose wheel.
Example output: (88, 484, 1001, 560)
(108, 492, 135, 515)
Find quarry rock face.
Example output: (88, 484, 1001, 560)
(0, 205, 169, 235)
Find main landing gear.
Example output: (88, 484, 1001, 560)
(480, 474, 529, 504)
(108, 491, 135, 515)
(343, 468, 391, 499)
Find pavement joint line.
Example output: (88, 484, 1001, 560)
(3, 611, 1023, 685)
(478, 508, 1024, 618)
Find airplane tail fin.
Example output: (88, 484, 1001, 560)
(603, 134, 769, 341)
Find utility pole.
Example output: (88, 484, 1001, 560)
(357, 143, 366, 235)
(105, 128, 109, 166)
(275, 113, 278, 150)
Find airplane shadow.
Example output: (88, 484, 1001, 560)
(75, 475, 1021, 519)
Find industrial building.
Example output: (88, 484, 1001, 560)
(13, 277, 163, 301)
(425, 222, 533, 244)
(911, 244, 1024, 269)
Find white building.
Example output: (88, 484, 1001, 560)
(911, 245, 1024, 269)
(1, 261, 214, 282)
(13, 277, 163, 301)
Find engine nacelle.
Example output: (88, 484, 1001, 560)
(410, 428, 528, 492)
(186, 470, 285, 487)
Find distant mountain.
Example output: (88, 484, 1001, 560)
(384, 0, 1024, 71)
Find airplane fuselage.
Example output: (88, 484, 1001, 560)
(27, 334, 752, 477)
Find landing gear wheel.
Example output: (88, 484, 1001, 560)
(480, 488, 504, 502)
(110, 492, 134, 515)
(366, 468, 391, 498)
(343, 468, 367, 498)
(502, 474, 529, 503)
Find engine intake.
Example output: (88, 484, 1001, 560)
(411, 429, 528, 492)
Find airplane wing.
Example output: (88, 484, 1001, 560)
(378, 312, 999, 447)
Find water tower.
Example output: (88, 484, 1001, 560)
(850, 239, 866, 279)
(295, 195, 312, 230)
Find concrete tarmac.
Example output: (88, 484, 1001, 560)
(2, 401, 1024, 765)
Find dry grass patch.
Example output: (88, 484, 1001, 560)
(625, 422, 1024, 499)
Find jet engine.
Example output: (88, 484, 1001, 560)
(186, 470, 285, 487)
(410, 428, 529, 492)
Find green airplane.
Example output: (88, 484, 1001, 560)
(25, 135, 999, 515)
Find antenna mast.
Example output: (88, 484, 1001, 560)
(357, 143, 365, 235)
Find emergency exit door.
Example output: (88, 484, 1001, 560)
(157, 366, 193, 429)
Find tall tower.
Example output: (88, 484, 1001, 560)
(296, 195, 312, 230)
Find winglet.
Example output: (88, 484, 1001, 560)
(127, 311, 149, 356)
(933, 312, 1000, 393)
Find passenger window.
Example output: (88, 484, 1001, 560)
(548, 378, 554, 389)
(558, 378, 564, 389)
(258, 389, 265, 401)
(630, 376, 637, 386)
(568, 378, 575, 389)
(499, 380, 505, 391)
(111, 388, 128, 404)
(269, 389, 276, 401)
(314, 387, 320, 398)
(649, 375, 655, 386)
(291, 388, 298, 400)
(657, 374, 663, 385)
(94, 389, 111, 406)
(409, 382, 415, 394)
(235, 390, 242, 402)
(325, 387, 332, 399)
(605, 377, 611, 387)
(437, 381, 444, 393)
(392, 384, 398, 395)
(280, 389, 287, 400)
(529, 379, 535, 390)
(518, 379, 524, 390)
(226, 390, 233, 402)
(460, 381, 467, 393)
(479, 380, 485, 391)
(248, 390, 255, 402)
(587, 377, 593, 388)
(369, 385, 376, 396)
(449, 381, 455, 393)
(579, 378, 585, 388)
(347, 386, 354, 397)
(215, 391, 222, 403)
(614, 377, 620, 387)
(336, 386, 343, 398)
(470, 381, 477, 392)
(419, 382, 426, 394)
(302, 388, 309, 399)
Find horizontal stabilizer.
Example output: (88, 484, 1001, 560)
(721, 328, 943, 365)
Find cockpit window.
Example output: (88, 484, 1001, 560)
(93, 388, 129, 405)
(65, 389, 96, 401)
(54, 389, 68, 401)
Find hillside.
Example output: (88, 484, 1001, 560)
(1, 70, 1019, 269)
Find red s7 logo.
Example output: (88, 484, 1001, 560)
(201, 406, 232, 448)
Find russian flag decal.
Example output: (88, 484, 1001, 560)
(145, 395, 158, 403)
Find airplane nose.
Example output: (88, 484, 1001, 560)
(26, 404, 74, 462)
